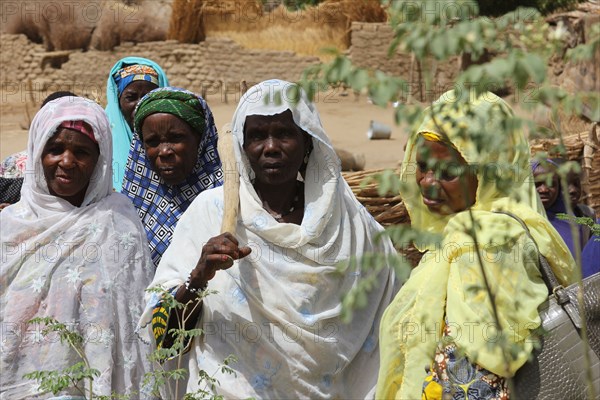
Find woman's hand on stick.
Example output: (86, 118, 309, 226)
(189, 232, 251, 288)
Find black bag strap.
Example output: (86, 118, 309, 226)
(494, 210, 582, 329)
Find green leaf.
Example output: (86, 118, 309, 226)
(522, 53, 546, 84)
(349, 69, 369, 92)
(512, 58, 529, 90)
(430, 34, 446, 59)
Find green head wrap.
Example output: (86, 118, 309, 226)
(134, 88, 206, 137)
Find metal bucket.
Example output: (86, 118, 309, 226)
(367, 120, 392, 140)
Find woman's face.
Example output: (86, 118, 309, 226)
(42, 127, 99, 207)
(141, 113, 201, 186)
(533, 165, 560, 209)
(243, 110, 309, 186)
(415, 139, 478, 215)
(119, 80, 158, 130)
(566, 171, 582, 206)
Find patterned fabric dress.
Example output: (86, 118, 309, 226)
(0, 150, 27, 178)
(0, 177, 23, 204)
(422, 321, 509, 400)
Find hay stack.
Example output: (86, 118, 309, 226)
(169, 0, 207, 43)
(316, 0, 387, 46)
(177, 0, 386, 59)
(203, 0, 263, 32)
(170, 0, 264, 40)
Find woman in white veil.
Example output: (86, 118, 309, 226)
(1, 96, 154, 399)
(140, 80, 398, 399)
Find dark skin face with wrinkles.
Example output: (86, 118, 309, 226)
(566, 171, 582, 207)
(140, 113, 202, 186)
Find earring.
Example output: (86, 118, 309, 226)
(304, 151, 310, 164)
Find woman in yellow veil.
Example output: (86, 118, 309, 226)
(377, 91, 576, 399)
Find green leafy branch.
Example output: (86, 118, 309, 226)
(183, 355, 240, 400)
(23, 362, 99, 398)
(143, 286, 242, 400)
(24, 287, 242, 400)
(23, 317, 103, 398)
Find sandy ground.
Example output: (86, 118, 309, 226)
(0, 90, 407, 170)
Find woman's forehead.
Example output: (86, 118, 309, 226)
(46, 127, 99, 149)
(533, 163, 556, 175)
(245, 110, 294, 124)
(416, 138, 464, 161)
(243, 111, 301, 135)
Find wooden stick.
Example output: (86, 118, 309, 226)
(217, 123, 239, 234)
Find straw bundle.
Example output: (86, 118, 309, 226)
(342, 169, 409, 226)
(529, 131, 585, 161)
(202, 0, 263, 32)
(317, 0, 387, 23)
(583, 124, 600, 215)
(587, 153, 600, 215)
(342, 168, 423, 267)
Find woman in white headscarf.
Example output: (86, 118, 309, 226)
(0, 97, 154, 399)
(139, 79, 398, 398)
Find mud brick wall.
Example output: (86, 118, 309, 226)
(0, 33, 320, 105)
(348, 22, 459, 102)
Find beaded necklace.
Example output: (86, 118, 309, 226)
(262, 181, 302, 221)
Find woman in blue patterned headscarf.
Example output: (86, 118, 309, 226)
(106, 57, 169, 191)
(122, 87, 223, 267)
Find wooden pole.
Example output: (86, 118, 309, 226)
(217, 123, 239, 234)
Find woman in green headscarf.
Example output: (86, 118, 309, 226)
(121, 87, 223, 267)
(377, 91, 576, 399)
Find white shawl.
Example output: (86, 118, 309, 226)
(140, 80, 398, 399)
(1, 97, 155, 399)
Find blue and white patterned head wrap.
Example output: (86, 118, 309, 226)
(113, 64, 160, 97)
(121, 87, 223, 267)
